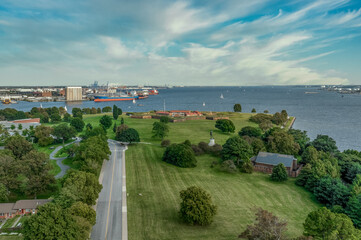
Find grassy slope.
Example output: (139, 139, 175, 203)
(126, 144, 320, 239)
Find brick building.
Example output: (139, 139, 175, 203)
(251, 152, 302, 177)
(0, 199, 51, 219)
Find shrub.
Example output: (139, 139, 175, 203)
(238, 126, 262, 138)
(208, 144, 222, 157)
(198, 142, 209, 152)
(215, 119, 235, 133)
(162, 144, 197, 168)
(233, 104, 242, 112)
(270, 163, 288, 182)
(251, 108, 256, 113)
(191, 145, 204, 156)
(115, 128, 140, 143)
(241, 160, 254, 173)
(179, 186, 217, 226)
(161, 139, 171, 147)
(249, 113, 273, 124)
(183, 139, 191, 147)
(220, 160, 238, 173)
(160, 116, 170, 123)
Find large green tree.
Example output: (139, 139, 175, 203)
(116, 128, 140, 143)
(0, 183, 9, 201)
(152, 122, 169, 139)
(238, 126, 262, 138)
(233, 104, 242, 112)
(70, 117, 85, 132)
(5, 135, 33, 159)
(221, 136, 253, 166)
(270, 163, 288, 182)
(215, 119, 235, 133)
(53, 123, 77, 144)
(113, 105, 119, 120)
(34, 125, 54, 146)
(266, 131, 300, 155)
(163, 144, 197, 168)
(179, 186, 217, 226)
(99, 115, 112, 129)
(312, 134, 338, 153)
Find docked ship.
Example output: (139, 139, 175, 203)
(94, 92, 139, 102)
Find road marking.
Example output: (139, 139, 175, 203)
(104, 143, 116, 240)
(122, 206, 127, 213)
(122, 186, 126, 192)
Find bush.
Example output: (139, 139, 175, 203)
(238, 126, 262, 138)
(160, 116, 170, 123)
(251, 108, 256, 113)
(249, 113, 273, 124)
(270, 163, 288, 182)
(215, 119, 235, 133)
(220, 160, 238, 173)
(99, 115, 112, 129)
(162, 144, 197, 168)
(241, 160, 254, 173)
(179, 186, 217, 226)
(161, 139, 171, 147)
(191, 145, 204, 156)
(183, 140, 191, 147)
(233, 104, 242, 112)
(116, 128, 140, 143)
(102, 106, 112, 113)
(208, 144, 222, 157)
(198, 142, 209, 152)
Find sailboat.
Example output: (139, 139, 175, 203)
(220, 94, 224, 99)
(133, 99, 136, 104)
(64, 106, 68, 112)
(203, 102, 205, 106)
(40, 103, 43, 108)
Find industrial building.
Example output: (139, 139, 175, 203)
(66, 87, 82, 101)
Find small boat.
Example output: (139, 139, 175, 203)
(2, 98, 11, 104)
(133, 99, 136, 104)
(203, 102, 205, 106)
(40, 103, 43, 108)
(220, 94, 224, 99)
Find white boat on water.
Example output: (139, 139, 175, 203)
(203, 102, 205, 106)
(133, 99, 136, 104)
(220, 94, 224, 99)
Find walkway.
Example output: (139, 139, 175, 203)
(50, 138, 81, 179)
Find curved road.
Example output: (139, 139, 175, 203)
(91, 140, 127, 240)
(50, 138, 80, 179)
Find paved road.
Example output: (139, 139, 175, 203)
(50, 138, 80, 179)
(91, 140, 125, 240)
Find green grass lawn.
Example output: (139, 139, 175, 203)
(1, 215, 20, 229)
(0, 236, 22, 240)
(126, 144, 320, 240)
(49, 159, 61, 176)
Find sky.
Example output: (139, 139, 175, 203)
(0, 0, 361, 86)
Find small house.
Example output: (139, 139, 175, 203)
(0, 203, 16, 219)
(252, 152, 302, 177)
(13, 199, 51, 215)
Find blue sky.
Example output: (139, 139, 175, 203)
(0, 0, 360, 86)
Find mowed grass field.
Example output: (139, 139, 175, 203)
(126, 144, 320, 240)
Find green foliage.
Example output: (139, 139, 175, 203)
(249, 113, 273, 124)
(63, 113, 72, 122)
(5, 135, 33, 159)
(220, 160, 238, 173)
(313, 176, 350, 207)
(0, 183, 8, 201)
(99, 115, 112, 129)
(113, 105, 119, 120)
(50, 113, 61, 122)
(179, 186, 217, 226)
(233, 103, 242, 112)
(238, 126, 262, 138)
(241, 160, 254, 173)
(152, 121, 169, 139)
(271, 163, 288, 182)
(272, 111, 288, 125)
(70, 117, 85, 132)
(162, 144, 197, 168)
(53, 123, 77, 144)
(251, 108, 256, 113)
(97, 107, 101, 114)
(116, 128, 140, 143)
(221, 136, 253, 166)
(69, 201, 96, 225)
(18, 123, 23, 130)
(72, 107, 83, 119)
(239, 208, 288, 240)
(301, 146, 318, 165)
(215, 119, 235, 133)
(312, 134, 338, 153)
(288, 129, 310, 154)
(345, 195, 361, 228)
(102, 106, 112, 113)
(160, 116, 170, 123)
(113, 122, 117, 133)
(23, 203, 86, 240)
(304, 207, 361, 240)
(259, 120, 273, 131)
(120, 117, 124, 124)
(60, 170, 102, 206)
(34, 125, 54, 146)
(266, 130, 300, 155)
(161, 139, 171, 147)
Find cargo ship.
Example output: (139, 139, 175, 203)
(94, 94, 139, 102)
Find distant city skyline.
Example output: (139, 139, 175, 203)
(0, 0, 360, 86)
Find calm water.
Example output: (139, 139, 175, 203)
(2, 86, 361, 151)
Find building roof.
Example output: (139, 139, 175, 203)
(169, 110, 191, 113)
(0, 203, 16, 213)
(13, 199, 51, 210)
(255, 152, 295, 168)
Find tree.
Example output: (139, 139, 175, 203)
(345, 195, 361, 228)
(61, 170, 102, 206)
(113, 122, 117, 133)
(259, 120, 273, 131)
(53, 123, 77, 144)
(161, 139, 171, 147)
(117, 107, 122, 116)
(152, 122, 169, 139)
(115, 128, 140, 143)
(50, 113, 61, 123)
(18, 124, 23, 130)
(97, 108, 101, 114)
(102, 106, 112, 113)
(312, 134, 338, 153)
(234, 104, 242, 112)
(238, 126, 262, 138)
(5, 135, 33, 159)
(160, 116, 170, 123)
(86, 123, 93, 130)
(99, 115, 112, 129)
(179, 186, 217, 226)
(68, 201, 96, 225)
(221, 136, 253, 166)
(34, 125, 54, 146)
(266, 131, 300, 155)
(251, 108, 256, 113)
(23, 203, 85, 240)
(72, 107, 83, 119)
(220, 160, 238, 173)
(71, 117, 85, 132)
(288, 129, 310, 154)
(113, 105, 119, 120)
(215, 119, 235, 133)
(313, 176, 350, 207)
(301, 146, 318, 165)
(270, 163, 288, 182)
(162, 144, 197, 168)
(10, 124, 15, 130)
(63, 113, 72, 122)
(239, 208, 288, 240)
(120, 117, 124, 125)
(0, 183, 9, 201)
(304, 207, 361, 240)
